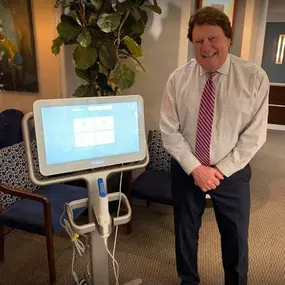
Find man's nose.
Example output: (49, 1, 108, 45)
(201, 39, 212, 51)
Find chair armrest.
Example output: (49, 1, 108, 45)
(0, 184, 53, 236)
(0, 184, 48, 204)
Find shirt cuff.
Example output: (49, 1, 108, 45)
(180, 152, 201, 175)
(215, 158, 239, 177)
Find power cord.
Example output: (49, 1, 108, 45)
(104, 171, 124, 285)
(60, 204, 90, 285)
(60, 170, 124, 285)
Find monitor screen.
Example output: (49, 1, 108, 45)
(33, 95, 146, 176)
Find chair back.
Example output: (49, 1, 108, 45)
(146, 130, 171, 172)
(0, 109, 24, 149)
(0, 141, 44, 211)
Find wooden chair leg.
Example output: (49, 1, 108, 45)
(0, 224, 4, 262)
(46, 234, 56, 284)
(43, 201, 56, 284)
(126, 221, 132, 235)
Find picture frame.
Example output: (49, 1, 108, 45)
(0, 0, 39, 93)
(199, 0, 237, 30)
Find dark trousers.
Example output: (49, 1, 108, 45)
(171, 158, 251, 285)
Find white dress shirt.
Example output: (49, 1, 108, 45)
(160, 54, 270, 177)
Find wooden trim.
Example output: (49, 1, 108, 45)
(269, 86, 285, 106)
(268, 106, 285, 125)
(0, 185, 47, 203)
(232, 0, 238, 32)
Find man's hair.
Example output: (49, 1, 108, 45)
(187, 6, 232, 42)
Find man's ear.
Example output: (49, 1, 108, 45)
(228, 37, 232, 47)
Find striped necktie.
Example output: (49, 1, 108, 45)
(195, 72, 217, 166)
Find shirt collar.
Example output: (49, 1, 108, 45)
(199, 54, 231, 76)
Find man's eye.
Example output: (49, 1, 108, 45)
(196, 40, 203, 44)
(209, 37, 216, 41)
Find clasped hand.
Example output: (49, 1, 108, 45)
(191, 165, 224, 192)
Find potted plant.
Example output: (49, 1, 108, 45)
(52, 0, 161, 97)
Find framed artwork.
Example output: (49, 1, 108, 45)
(199, 0, 237, 29)
(0, 0, 39, 93)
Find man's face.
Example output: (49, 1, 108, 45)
(192, 24, 231, 72)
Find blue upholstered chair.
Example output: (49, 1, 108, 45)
(0, 109, 24, 149)
(0, 129, 88, 284)
(126, 130, 172, 234)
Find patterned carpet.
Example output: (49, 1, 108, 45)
(0, 130, 285, 285)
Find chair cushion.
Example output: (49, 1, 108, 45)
(132, 171, 172, 205)
(146, 130, 171, 172)
(0, 140, 44, 211)
(0, 183, 88, 235)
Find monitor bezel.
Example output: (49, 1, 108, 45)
(33, 95, 146, 176)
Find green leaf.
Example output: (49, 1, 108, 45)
(97, 13, 122, 33)
(108, 79, 120, 94)
(113, 63, 135, 90)
(73, 84, 97, 97)
(91, 0, 102, 10)
(69, 10, 78, 21)
(51, 37, 63, 55)
(89, 66, 98, 81)
(89, 14, 97, 26)
(75, 68, 90, 82)
(144, 4, 162, 14)
(137, 7, 148, 25)
(73, 85, 88, 97)
(99, 39, 117, 70)
(51, 44, 60, 55)
(131, 19, 145, 34)
(123, 36, 142, 57)
(73, 45, 97, 69)
(57, 21, 81, 43)
(77, 31, 91, 47)
(75, 66, 98, 83)
(96, 73, 114, 93)
(60, 14, 78, 25)
(129, 56, 145, 73)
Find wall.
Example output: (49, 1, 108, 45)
(240, 0, 269, 65)
(0, 1, 62, 114)
(262, 0, 285, 84)
(262, 23, 285, 83)
(124, 0, 192, 132)
(62, 44, 84, 98)
(267, 0, 285, 22)
(230, 0, 246, 57)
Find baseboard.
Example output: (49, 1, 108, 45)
(267, 124, 285, 131)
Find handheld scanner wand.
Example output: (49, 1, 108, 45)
(93, 178, 112, 237)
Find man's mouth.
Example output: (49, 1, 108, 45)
(202, 52, 217, 59)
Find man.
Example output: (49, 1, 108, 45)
(160, 6, 269, 285)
